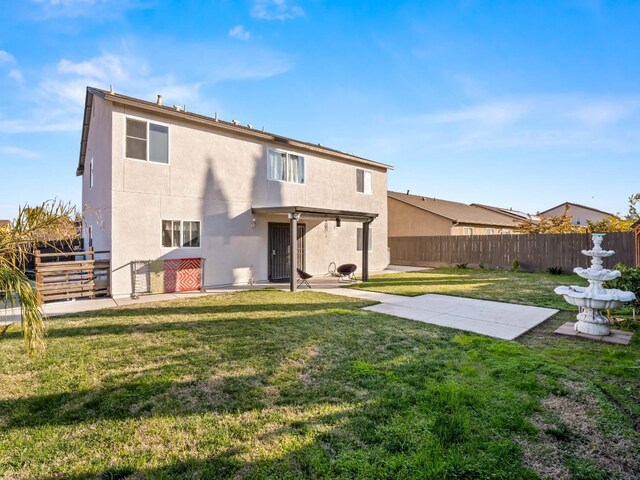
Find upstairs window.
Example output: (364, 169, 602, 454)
(462, 227, 474, 236)
(89, 157, 94, 189)
(486, 228, 496, 235)
(356, 168, 372, 194)
(126, 118, 169, 164)
(268, 149, 305, 184)
(162, 220, 200, 248)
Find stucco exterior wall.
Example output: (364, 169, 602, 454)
(450, 224, 514, 235)
(100, 103, 388, 295)
(388, 198, 452, 236)
(542, 204, 611, 226)
(81, 96, 112, 253)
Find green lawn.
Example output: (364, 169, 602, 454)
(352, 267, 588, 310)
(1, 282, 638, 478)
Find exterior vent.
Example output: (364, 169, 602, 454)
(157, 95, 163, 105)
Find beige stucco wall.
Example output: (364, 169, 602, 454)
(93, 103, 388, 296)
(450, 224, 514, 235)
(81, 96, 112, 254)
(542, 204, 611, 226)
(388, 198, 452, 236)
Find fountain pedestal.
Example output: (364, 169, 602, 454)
(554, 233, 635, 336)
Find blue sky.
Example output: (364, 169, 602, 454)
(1, 0, 639, 220)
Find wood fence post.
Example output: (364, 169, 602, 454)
(35, 250, 43, 304)
(89, 246, 95, 299)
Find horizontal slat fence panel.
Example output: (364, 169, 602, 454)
(389, 232, 635, 272)
(35, 248, 111, 302)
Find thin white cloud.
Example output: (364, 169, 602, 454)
(0, 41, 293, 134)
(8, 69, 25, 83)
(566, 100, 639, 127)
(0, 50, 16, 64)
(251, 0, 304, 20)
(229, 25, 251, 41)
(30, 0, 142, 19)
(0, 146, 41, 158)
(423, 101, 532, 126)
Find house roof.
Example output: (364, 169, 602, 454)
(0, 219, 10, 227)
(388, 191, 518, 227)
(76, 86, 393, 176)
(539, 202, 613, 217)
(471, 203, 540, 222)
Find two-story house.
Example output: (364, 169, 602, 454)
(77, 87, 392, 296)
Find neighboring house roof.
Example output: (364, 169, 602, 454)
(539, 202, 613, 217)
(0, 219, 10, 227)
(76, 86, 393, 176)
(471, 203, 541, 223)
(388, 191, 518, 227)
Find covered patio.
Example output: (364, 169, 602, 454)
(251, 206, 379, 292)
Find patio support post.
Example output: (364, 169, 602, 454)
(289, 213, 300, 292)
(362, 220, 371, 282)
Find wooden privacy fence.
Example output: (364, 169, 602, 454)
(34, 248, 111, 303)
(389, 232, 636, 272)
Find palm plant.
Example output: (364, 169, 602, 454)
(0, 200, 77, 356)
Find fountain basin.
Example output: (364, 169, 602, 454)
(574, 267, 621, 282)
(581, 249, 615, 257)
(554, 285, 635, 310)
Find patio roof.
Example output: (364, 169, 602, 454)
(251, 206, 378, 222)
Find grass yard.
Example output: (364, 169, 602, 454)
(351, 267, 588, 310)
(0, 277, 638, 478)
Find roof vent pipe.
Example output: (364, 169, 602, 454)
(406, 190, 410, 195)
(156, 95, 163, 105)
(232, 120, 239, 125)
(173, 105, 182, 111)
(109, 84, 114, 94)
(214, 112, 218, 122)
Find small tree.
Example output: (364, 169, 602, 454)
(0, 200, 77, 356)
(587, 216, 634, 233)
(516, 205, 585, 234)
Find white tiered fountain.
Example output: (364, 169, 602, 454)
(555, 233, 636, 336)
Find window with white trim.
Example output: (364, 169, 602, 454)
(356, 227, 373, 251)
(89, 157, 94, 189)
(267, 149, 305, 184)
(356, 168, 372, 194)
(162, 220, 200, 248)
(486, 228, 496, 235)
(502, 229, 512, 235)
(462, 227, 474, 236)
(126, 118, 169, 164)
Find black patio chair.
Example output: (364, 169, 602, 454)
(337, 263, 357, 283)
(297, 268, 313, 289)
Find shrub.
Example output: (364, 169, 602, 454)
(455, 263, 469, 269)
(606, 263, 640, 320)
(546, 266, 564, 275)
(510, 259, 520, 272)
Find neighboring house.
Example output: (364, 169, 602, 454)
(388, 191, 519, 236)
(539, 202, 613, 226)
(0, 220, 10, 228)
(78, 87, 392, 296)
(471, 203, 540, 224)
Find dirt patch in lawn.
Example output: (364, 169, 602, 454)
(518, 381, 640, 479)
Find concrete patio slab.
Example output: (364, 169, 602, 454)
(322, 291, 558, 340)
(554, 322, 633, 345)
